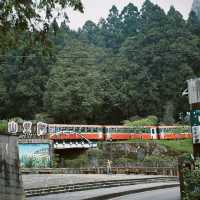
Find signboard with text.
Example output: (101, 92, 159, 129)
(8, 121, 48, 138)
(191, 109, 200, 144)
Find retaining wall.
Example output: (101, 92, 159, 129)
(0, 133, 24, 200)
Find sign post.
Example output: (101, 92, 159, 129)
(187, 78, 200, 157)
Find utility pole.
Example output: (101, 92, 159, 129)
(187, 78, 200, 158)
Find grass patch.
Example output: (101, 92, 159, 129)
(112, 139, 193, 153)
(155, 139, 193, 153)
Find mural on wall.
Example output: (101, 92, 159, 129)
(18, 144, 51, 168)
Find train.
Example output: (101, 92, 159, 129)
(48, 124, 192, 141)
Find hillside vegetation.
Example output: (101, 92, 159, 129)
(1, 0, 200, 125)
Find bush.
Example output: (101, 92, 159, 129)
(181, 155, 200, 200)
(0, 120, 8, 133)
(34, 113, 54, 123)
(124, 115, 158, 126)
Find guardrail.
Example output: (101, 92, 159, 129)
(21, 167, 178, 176)
(25, 176, 179, 197)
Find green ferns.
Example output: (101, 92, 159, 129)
(181, 156, 200, 200)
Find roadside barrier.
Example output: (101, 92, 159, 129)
(21, 166, 178, 176)
(25, 176, 179, 197)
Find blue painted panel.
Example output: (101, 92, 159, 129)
(18, 144, 50, 168)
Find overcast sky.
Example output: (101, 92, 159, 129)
(66, 0, 193, 30)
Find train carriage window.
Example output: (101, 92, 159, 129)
(81, 127, 85, 133)
(132, 128, 137, 133)
(98, 127, 102, 132)
(135, 128, 139, 133)
(92, 127, 97, 132)
(75, 127, 80, 133)
(68, 127, 74, 131)
(87, 127, 91, 132)
(142, 128, 146, 133)
(55, 127, 60, 132)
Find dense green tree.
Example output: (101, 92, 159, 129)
(0, 0, 83, 48)
(120, 3, 140, 37)
(188, 11, 200, 35)
(0, 1, 200, 124)
(98, 6, 123, 52)
(79, 21, 99, 45)
(44, 39, 103, 123)
(140, 0, 167, 32)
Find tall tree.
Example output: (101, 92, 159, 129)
(120, 3, 140, 37)
(188, 11, 200, 35)
(140, 0, 167, 32)
(100, 5, 123, 52)
(192, 0, 200, 20)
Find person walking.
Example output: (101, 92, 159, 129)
(106, 159, 112, 174)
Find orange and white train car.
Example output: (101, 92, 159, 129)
(48, 124, 104, 141)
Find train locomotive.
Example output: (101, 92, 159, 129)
(49, 124, 192, 141)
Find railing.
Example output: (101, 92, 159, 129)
(25, 176, 179, 197)
(21, 166, 178, 176)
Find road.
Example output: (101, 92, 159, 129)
(109, 187, 180, 200)
(23, 174, 167, 189)
(27, 183, 179, 200)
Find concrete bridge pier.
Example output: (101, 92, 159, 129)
(0, 133, 24, 200)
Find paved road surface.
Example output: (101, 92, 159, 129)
(27, 182, 178, 200)
(109, 187, 180, 200)
(23, 174, 167, 189)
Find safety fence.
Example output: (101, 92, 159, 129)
(21, 166, 178, 176)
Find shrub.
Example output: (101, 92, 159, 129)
(124, 115, 158, 126)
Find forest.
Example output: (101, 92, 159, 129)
(1, 0, 200, 125)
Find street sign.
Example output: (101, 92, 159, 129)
(191, 109, 200, 126)
(192, 126, 200, 144)
(190, 109, 200, 144)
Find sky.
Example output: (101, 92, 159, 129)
(66, 0, 193, 30)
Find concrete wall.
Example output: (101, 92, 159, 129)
(0, 133, 24, 200)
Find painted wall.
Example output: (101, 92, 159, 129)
(18, 144, 51, 168)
